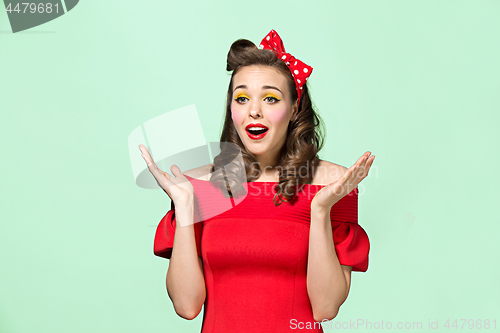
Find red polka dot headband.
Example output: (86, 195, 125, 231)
(259, 29, 313, 105)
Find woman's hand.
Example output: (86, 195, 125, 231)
(311, 152, 375, 214)
(138, 144, 194, 205)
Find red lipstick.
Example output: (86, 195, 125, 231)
(245, 123, 269, 140)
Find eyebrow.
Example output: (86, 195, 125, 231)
(233, 85, 283, 95)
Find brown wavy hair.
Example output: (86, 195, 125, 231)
(210, 38, 325, 205)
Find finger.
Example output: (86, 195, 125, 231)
(141, 153, 153, 166)
(362, 155, 375, 177)
(359, 151, 371, 166)
(139, 146, 166, 174)
(138, 144, 150, 157)
(171, 164, 185, 178)
(138, 146, 175, 193)
(141, 153, 164, 175)
(356, 155, 375, 180)
(164, 172, 180, 188)
(342, 164, 358, 183)
(357, 151, 370, 162)
(141, 153, 168, 185)
(164, 172, 173, 181)
(148, 162, 165, 182)
(353, 152, 372, 177)
(351, 153, 369, 173)
(139, 145, 154, 164)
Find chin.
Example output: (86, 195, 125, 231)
(245, 146, 268, 156)
(238, 134, 273, 156)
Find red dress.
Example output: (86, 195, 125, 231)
(153, 174, 370, 332)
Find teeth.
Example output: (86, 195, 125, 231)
(248, 127, 268, 131)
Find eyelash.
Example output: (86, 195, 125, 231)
(265, 96, 280, 103)
(235, 96, 249, 103)
(234, 96, 281, 104)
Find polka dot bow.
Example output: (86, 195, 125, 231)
(259, 29, 313, 105)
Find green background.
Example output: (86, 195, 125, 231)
(1, 0, 499, 332)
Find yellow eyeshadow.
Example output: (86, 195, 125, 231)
(234, 93, 250, 100)
(264, 94, 280, 100)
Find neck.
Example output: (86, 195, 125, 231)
(254, 152, 282, 181)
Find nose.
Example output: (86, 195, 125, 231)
(249, 100, 262, 119)
(249, 110, 261, 119)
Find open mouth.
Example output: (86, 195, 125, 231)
(246, 127, 268, 135)
(245, 124, 269, 140)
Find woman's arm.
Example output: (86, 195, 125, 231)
(307, 208, 352, 322)
(166, 198, 206, 320)
(307, 154, 374, 322)
(139, 145, 206, 319)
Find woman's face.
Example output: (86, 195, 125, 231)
(231, 65, 297, 164)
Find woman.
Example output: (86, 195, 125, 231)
(139, 29, 375, 332)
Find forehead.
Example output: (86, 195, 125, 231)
(233, 65, 289, 90)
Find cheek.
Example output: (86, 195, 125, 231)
(267, 107, 290, 128)
(231, 105, 245, 125)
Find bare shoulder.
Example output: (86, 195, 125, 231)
(311, 159, 348, 185)
(182, 163, 215, 181)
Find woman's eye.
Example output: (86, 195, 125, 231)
(264, 96, 280, 103)
(235, 96, 249, 103)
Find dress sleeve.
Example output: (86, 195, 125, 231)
(330, 188, 370, 272)
(153, 201, 203, 259)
